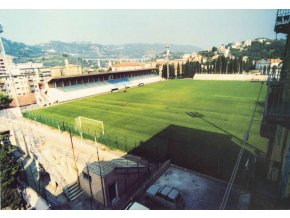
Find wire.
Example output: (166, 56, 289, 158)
(219, 82, 264, 210)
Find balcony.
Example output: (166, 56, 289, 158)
(275, 9, 290, 34)
(263, 80, 290, 126)
(260, 119, 276, 139)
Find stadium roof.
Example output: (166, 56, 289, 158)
(112, 62, 142, 67)
(47, 67, 158, 83)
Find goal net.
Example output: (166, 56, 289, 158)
(75, 116, 104, 136)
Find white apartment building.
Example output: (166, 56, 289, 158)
(0, 61, 52, 98)
(243, 40, 252, 47)
(231, 42, 242, 49)
(0, 54, 14, 76)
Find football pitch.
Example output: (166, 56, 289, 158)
(26, 79, 268, 154)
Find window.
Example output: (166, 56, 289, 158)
(82, 172, 91, 182)
(277, 127, 283, 146)
(109, 182, 118, 203)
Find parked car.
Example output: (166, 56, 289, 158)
(145, 184, 185, 209)
(125, 202, 150, 210)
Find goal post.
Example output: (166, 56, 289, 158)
(75, 116, 104, 136)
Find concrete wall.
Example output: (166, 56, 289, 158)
(51, 65, 82, 77)
(102, 169, 145, 207)
(193, 73, 268, 81)
(80, 166, 148, 208)
(281, 128, 290, 198)
(80, 168, 105, 206)
(0, 107, 22, 119)
(268, 125, 290, 198)
(270, 125, 288, 163)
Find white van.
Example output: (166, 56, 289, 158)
(125, 202, 150, 210)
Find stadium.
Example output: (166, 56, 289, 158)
(23, 68, 268, 186)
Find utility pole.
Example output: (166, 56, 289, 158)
(86, 163, 94, 209)
(0, 24, 19, 107)
(69, 129, 80, 185)
(96, 146, 106, 207)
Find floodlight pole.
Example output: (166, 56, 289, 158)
(166, 46, 170, 79)
(0, 24, 19, 107)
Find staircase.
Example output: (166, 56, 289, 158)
(27, 131, 84, 201)
(66, 183, 84, 201)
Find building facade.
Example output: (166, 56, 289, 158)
(260, 9, 290, 198)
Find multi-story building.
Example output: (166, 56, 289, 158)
(51, 59, 82, 77)
(255, 59, 271, 74)
(243, 39, 252, 47)
(0, 54, 13, 76)
(268, 58, 283, 68)
(260, 9, 290, 198)
(231, 42, 242, 49)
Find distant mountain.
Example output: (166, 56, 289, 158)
(2, 38, 201, 60)
(2, 38, 45, 58)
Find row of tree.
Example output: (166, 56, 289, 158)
(161, 56, 261, 79)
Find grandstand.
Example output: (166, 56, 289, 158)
(36, 68, 160, 106)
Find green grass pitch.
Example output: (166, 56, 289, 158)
(28, 80, 268, 153)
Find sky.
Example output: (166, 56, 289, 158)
(0, 10, 278, 49)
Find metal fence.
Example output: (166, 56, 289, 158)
(22, 112, 137, 153)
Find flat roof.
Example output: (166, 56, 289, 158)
(139, 165, 250, 210)
(48, 67, 158, 83)
(86, 158, 143, 176)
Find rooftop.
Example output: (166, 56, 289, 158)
(87, 158, 143, 176)
(10, 94, 36, 107)
(47, 67, 157, 82)
(139, 165, 250, 210)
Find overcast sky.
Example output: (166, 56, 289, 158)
(0, 10, 277, 49)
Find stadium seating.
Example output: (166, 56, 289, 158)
(44, 74, 161, 104)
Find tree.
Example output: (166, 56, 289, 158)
(169, 63, 175, 79)
(0, 92, 12, 110)
(177, 63, 181, 78)
(0, 131, 23, 209)
(161, 64, 167, 79)
(262, 65, 267, 75)
(212, 46, 218, 52)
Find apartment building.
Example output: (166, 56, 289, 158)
(260, 9, 290, 198)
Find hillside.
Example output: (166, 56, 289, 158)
(2, 38, 201, 61)
(199, 38, 286, 61)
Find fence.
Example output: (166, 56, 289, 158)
(22, 112, 138, 153)
(22, 112, 255, 188)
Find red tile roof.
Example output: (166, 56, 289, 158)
(10, 94, 36, 107)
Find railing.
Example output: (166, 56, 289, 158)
(112, 160, 171, 210)
(263, 81, 290, 123)
(275, 9, 290, 33)
(22, 112, 138, 153)
(276, 9, 290, 26)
